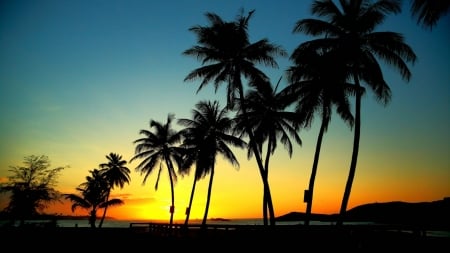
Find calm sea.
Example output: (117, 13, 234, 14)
(1, 218, 349, 228)
(2, 218, 448, 237)
(56, 218, 314, 228)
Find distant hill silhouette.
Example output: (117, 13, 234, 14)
(276, 197, 450, 227)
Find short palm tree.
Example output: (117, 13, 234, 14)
(178, 100, 246, 229)
(130, 114, 185, 228)
(64, 169, 124, 228)
(286, 48, 359, 225)
(293, 0, 416, 225)
(183, 9, 287, 225)
(98, 153, 131, 228)
(233, 78, 302, 225)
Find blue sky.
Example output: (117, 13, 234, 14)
(0, 0, 449, 220)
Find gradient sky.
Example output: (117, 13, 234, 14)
(1, 0, 449, 222)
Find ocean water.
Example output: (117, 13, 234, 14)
(0, 218, 343, 228)
(55, 218, 313, 228)
(2, 218, 448, 238)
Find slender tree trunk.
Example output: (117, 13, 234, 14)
(201, 168, 214, 230)
(184, 175, 197, 227)
(337, 81, 361, 226)
(263, 139, 273, 226)
(246, 119, 275, 226)
(263, 191, 268, 226)
(98, 188, 111, 228)
(166, 158, 175, 229)
(236, 78, 275, 226)
(304, 117, 326, 226)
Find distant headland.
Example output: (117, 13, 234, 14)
(276, 197, 450, 227)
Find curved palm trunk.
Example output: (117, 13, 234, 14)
(263, 138, 274, 226)
(264, 178, 275, 225)
(98, 188, 111, 228)
(237, 81, 276, 226)
(201, 168, 214, 229)
(169, 177, 175, 228)
(304, 115, 326, 226)
(165, 158, 176, 229)
(337, 79, 362, 226)
(184, 175, 198, 227)
(252, 141, 275, 226)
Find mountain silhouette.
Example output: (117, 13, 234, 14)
(276, 197, 450, 227)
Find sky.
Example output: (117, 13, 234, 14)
(0, 0, 449, 222)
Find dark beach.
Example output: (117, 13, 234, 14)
(1, 224, 448, 251)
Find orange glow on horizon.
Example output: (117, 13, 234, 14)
(1, 149, 449, 222)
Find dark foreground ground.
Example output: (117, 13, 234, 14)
(1, 225, 449, 252)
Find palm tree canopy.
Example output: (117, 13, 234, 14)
(64, 193, 92, 212)
(293, 0, 416, 104)
(64, 169, 120, 212)
(178, 100, 246, 180)
(131, 114, 185, 188)
(183, 9, 287, 109)
(234, 78, 302, 158)
(100, 153, 131, 189)
(410, 0, 450, 30)
(75, 169, 109, 208)
(286, 48, 360, 131)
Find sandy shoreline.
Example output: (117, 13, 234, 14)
(1, 225, 449, 251)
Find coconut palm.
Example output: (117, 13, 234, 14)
(183, 9, 287, 225)
(233, 77, 302, 225)
(130, 114, 184, 228)
(178, 100, 246, 229)
(286, 48, 359, 225)
(98, 153, 131, 228)
(64, 169, 124, 228)
(410, 0, 450, 30)
(293, 0, 416, 225)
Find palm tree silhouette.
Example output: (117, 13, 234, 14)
(130, 114, 184, 228)
(293, 0, 416, 225)
(64, 169, 124, 228)
(98, 153, 131, 228)
(183, 9, 287, 225)
(286, 49, 358, 226)
(233, 77, 302, 225)
(178, 100, 246, 229)
(410, 0, 450, 30)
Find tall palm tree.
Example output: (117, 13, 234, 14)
(293, 0, 416, 225)
(233, 77, 302, 225)
(64, 169, 124, 228)
(130, 114, 185, 228)
(98, 153, 131, 228)
(178, 100, 246, 229)
(286, 48, 359, 225)
(410, 0, 450, 30)
(183, 9, 287, 225)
